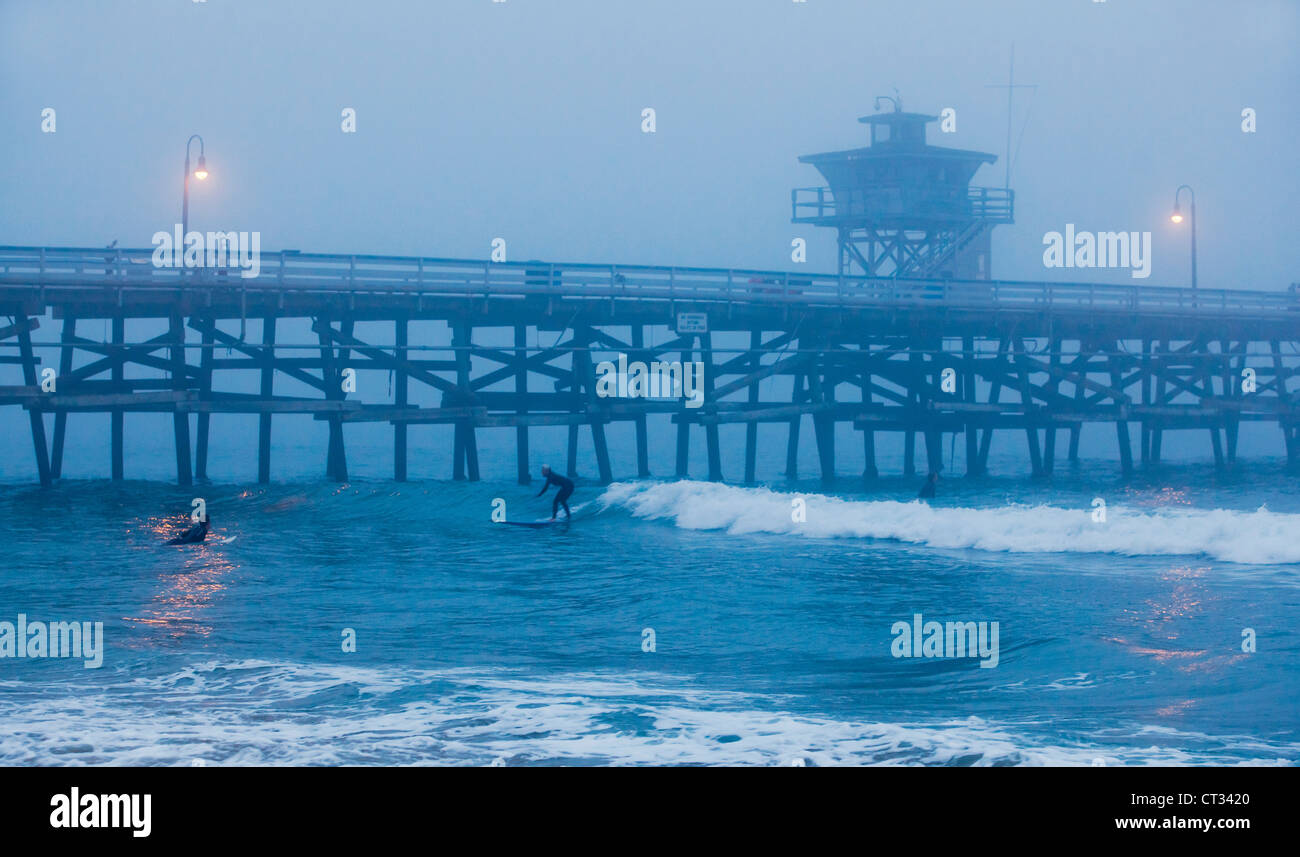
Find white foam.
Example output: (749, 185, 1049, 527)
(597, 481, 1300, 565)
(0, 661, 1293, 766)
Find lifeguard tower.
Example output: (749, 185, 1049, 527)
(792, 97, 1012, 279)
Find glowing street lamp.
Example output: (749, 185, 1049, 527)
(1170, 184, 1197, 290)
(182, 134, 209, 240)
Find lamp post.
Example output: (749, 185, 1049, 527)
(179, 134, 209, 484)
(1171, 184, 1197, 290)
(182, 134, 208, 241)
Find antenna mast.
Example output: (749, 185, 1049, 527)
(986, 44, 1037, 190)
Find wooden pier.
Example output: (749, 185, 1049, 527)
(1, 245, 1298, 486)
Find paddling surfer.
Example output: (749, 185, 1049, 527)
(166, 516, 210, 544)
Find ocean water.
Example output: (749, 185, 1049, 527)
(1, 429, 1298, 767)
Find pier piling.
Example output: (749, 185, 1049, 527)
(1, 246, 1297, 486)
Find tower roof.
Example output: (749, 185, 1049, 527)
(796, 145, 996, 166)
(797, 104, 997, 172)
(857, 110, 939, 126)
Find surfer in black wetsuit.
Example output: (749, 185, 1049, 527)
(166, 516, 210, 544)
(918, 472, 939, 500)
(537, 465, 575, 521)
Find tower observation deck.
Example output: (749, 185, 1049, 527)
(792, 98, 1013, 279)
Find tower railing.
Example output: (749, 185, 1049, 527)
(791, 185, 1014, 225)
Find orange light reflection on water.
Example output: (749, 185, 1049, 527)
(1107, 564, 1250, 719)
(1121, 486, 1192, 508)
(121, 515, 237, 643)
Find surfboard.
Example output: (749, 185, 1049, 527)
(497, 500, 586, 528)
(165, 535, 236, 545)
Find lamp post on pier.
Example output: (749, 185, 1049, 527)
(182, 134, 208, 241)
(177, 134, 209, 485)
(1170, 184, 1197, 291)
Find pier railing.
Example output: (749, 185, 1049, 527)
(0, 245, 1294, 321)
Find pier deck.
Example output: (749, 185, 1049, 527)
(2, 245, 1297, 486)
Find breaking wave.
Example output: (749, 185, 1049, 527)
(597, 481, 1300, 565)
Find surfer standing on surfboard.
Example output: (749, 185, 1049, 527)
(536, 465, 575, 521)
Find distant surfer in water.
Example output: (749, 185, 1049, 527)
(536, 465, 575, 521)
(918, 472, 939, 500)
(166, 516, 210, 545)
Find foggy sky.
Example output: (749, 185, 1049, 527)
(2, 0, 1297, 288)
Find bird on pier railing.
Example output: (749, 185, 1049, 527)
(104, 240, 118, 278)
